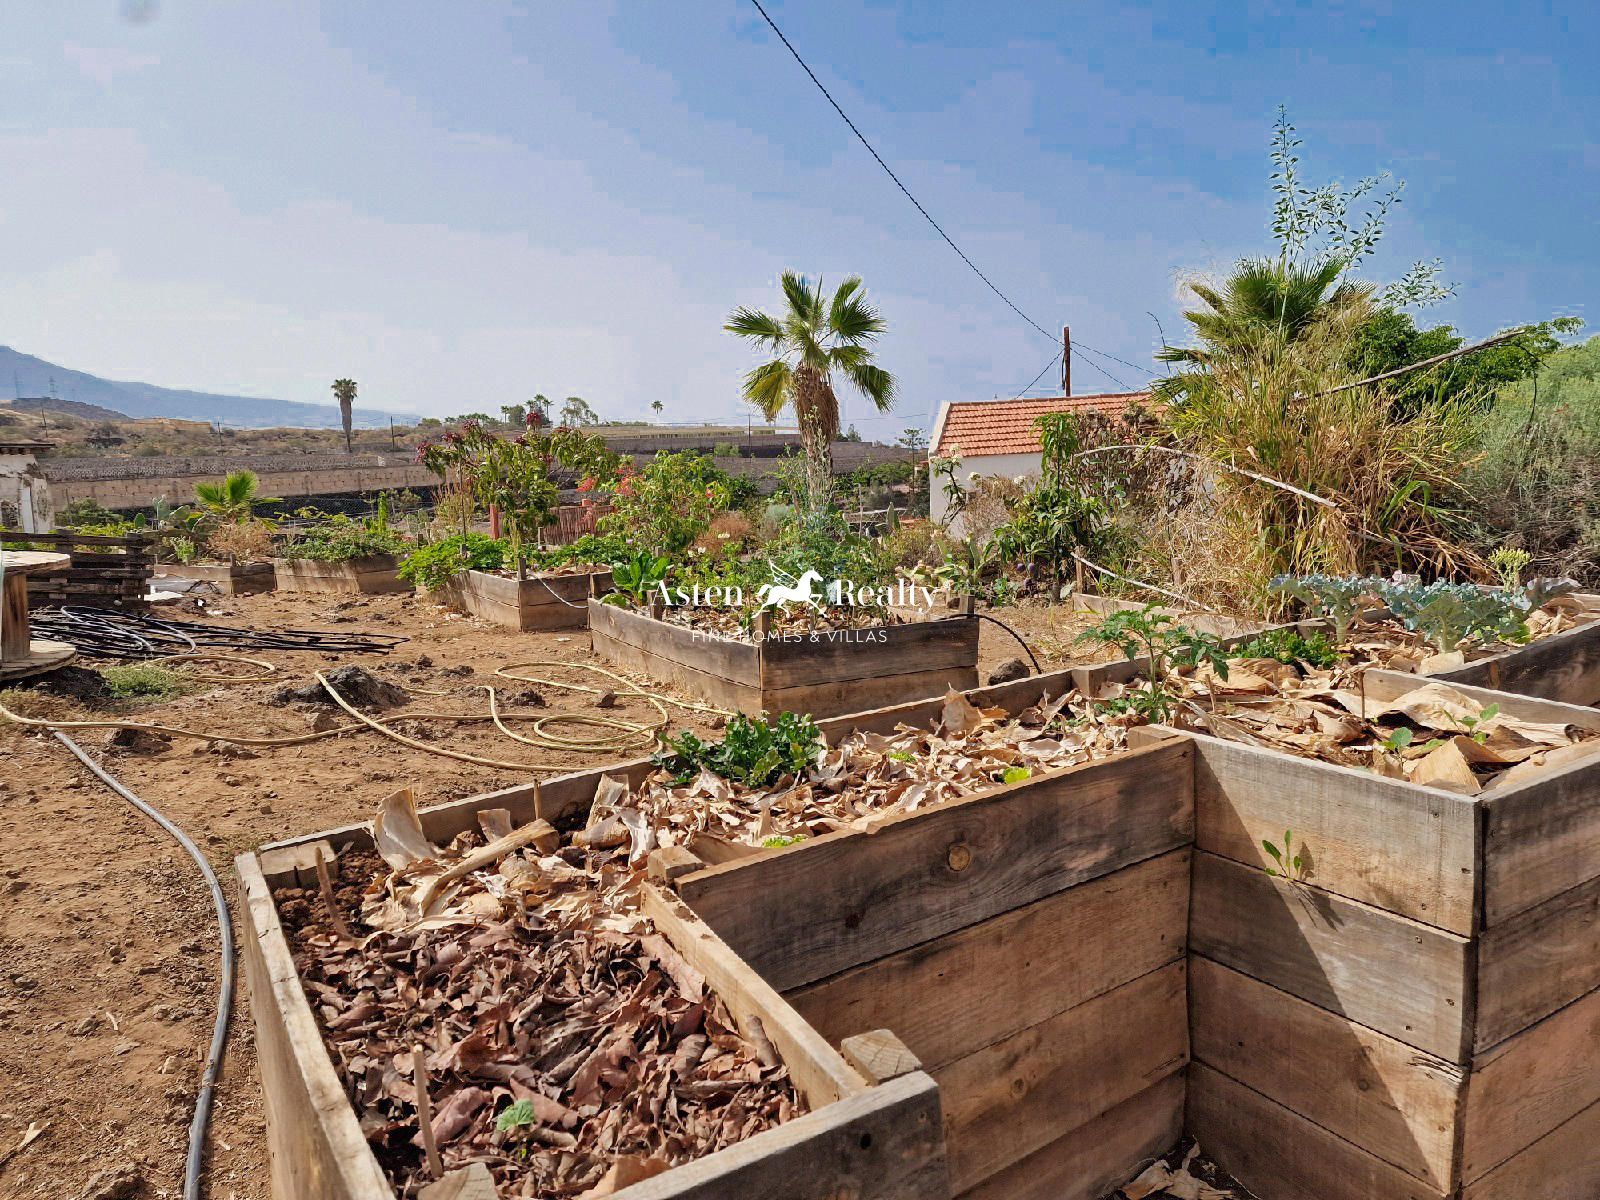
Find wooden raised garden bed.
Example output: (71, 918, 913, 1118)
(272, 554, 408, 595)
(439, 670, 1196, 1200)
(433, 568, 612, 631)
(238, 810, 948, 1200)
(160, 560, 277, 595)
(1425, 595, 1600, 706)
(1168, 669, 1600, 1200)
(587, 600, 980, 717)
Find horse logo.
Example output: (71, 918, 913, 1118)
(755, 568, 824, 611)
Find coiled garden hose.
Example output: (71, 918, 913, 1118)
(50, 730, 234, 1200)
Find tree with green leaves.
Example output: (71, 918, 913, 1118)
(332, 378, 357, 453)
(726, 272, 897, 509)
(651, 399, 664, 420)
(560, 396, 600, 426)
(500, 402, 527, 428)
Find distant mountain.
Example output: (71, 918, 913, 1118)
(0, 345, 419, 429)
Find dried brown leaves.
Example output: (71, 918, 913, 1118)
(276, 794, 803, 1199)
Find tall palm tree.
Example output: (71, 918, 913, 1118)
(332, 378, 358, 453)
(726, 272, 896, 507)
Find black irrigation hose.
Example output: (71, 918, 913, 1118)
(30, 606, 406, 660)
(974, 612, 1043, 675)
(51, 730, 234, 1200)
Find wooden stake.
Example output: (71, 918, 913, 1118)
(531, 776, 544, 822)
(313, 848, 352, 940)
(413, 1046, 444, 1179)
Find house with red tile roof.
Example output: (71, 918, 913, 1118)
(928, 391, 1150, 527)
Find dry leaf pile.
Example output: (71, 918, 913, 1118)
(617, 687, 1130, 849)
(1161, 664, 1597, 795)
(276, 791, 803, 1199)
(658, 603, 905, 641)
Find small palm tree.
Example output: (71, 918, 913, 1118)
(726, 272, 896, 508)
(332, 378, 358, 452)
(651, 399, 664, 421)
(194, 470, 276, 523)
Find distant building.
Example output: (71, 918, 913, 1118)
(0, 437, 55, 532)
(928, 392, 1149, 529)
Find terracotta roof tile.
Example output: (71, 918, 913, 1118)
(933, 393, 1150, 458)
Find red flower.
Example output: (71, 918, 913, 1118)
(577, 477, 595, 493)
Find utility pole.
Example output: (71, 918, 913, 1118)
(1061, 326, 1071, 396)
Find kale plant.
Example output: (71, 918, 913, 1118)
(1268, 574, 1384, 644)
(1234, 627, 1342, 669)
(1376, 580, 1530, 653)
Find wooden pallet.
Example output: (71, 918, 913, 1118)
(3, 529, 154, 611)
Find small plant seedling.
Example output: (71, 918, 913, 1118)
(761, 833, 808, 848)
(1000, 766, 1033, 784)
(887, 750, 915, 763)
(1262, 829, 1308, 884)
(495, 1099, 537, 1134)
(1382, 726, 1414, 754)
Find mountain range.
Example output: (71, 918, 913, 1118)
(0, 345, 418, 429)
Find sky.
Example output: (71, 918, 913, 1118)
(0, 1, 1595, 432)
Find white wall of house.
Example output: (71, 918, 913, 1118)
(930, 450, 1042, 531)
(0, 450, 55, 532)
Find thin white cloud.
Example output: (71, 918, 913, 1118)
(62, 42, 159, 87)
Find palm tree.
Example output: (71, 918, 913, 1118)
(332, 378, 358, 453)
(726, 272, 896, 507)
(651, 399, 664, 421)
(194, 470, 276, 523)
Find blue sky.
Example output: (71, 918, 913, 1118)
(0, 2, 1593, 431)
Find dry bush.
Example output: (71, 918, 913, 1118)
(879, 518, 937, 569)
(691, 510, 755, 557)
(960, 475, 1030, 542)
(205, 519, 275, 562)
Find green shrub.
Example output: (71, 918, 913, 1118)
(399, 533, 508, 590)
(279, 515, 410, 562)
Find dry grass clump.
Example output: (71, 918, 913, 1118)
(205, 519, 275, 562)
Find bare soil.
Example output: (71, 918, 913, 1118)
(0, 589, 1121, 1199)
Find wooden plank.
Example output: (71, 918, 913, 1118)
(1434, 614, 1600, 707)
(956, 1072, 1183, 1200)
(1460, 1095, 1600, 1200)
(1190, 851, 1472, 1061)
(839, 1031, 922, 1085)
(589, 600, 759, 684)
(1184, 731, 1479, 934)
(788, 849, 1190, 1072)
(1464, 985, 1600, 1182)
(638, 884, 866, 1108)
(1482, 749, 1600, 925)
(939, 961, 1188, 1192)
(1476, 873, 1600, 1051)
(1189, 1064, 1450, 1200)
(610, 1070, 950, 1200)
(1189, 956, 1463, 1189)
(763, 665, 981, 720)
(678, 739, 1194, 991)
(236, 853, 394, 1200)
(760, 617, 979, 689)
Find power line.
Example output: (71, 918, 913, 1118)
(1012, 348, 1064, 399)
(1070, 348, 1131, 391)
(746, 0, 1154, 391)
(747, 0, 1052, 341)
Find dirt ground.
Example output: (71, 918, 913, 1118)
(0, 589, 1124, 1200)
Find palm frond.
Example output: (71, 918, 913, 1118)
(740, 360, 794, 421)
(725, 307, 786, 346)
(780, 271, 816, 323)
(842, 361, 897, 412)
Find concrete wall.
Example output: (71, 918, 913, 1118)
(930, 451, 1042, 531)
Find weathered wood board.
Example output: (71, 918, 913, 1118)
(434, 568, 611, 631)
(588, 599, 980, 717)
(159, 559, 277, 595)
(273, 554, 407, 594)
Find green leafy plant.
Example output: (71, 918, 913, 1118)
(761, 834, 809, 848)
(1233, 627, 1342, 668)
(1488, 547, 1532, 591)
(604, 551, 672, 608)
(1269, 574, 1383, 644)
(1382, 726, 1414, 754)
(495, 1099, 537, 1134)
(194, 469, 279, 524)
(657, 712, 824, 788)
(1376, 579, 1530, 653)
(170, 536, 200, 565)
(599, 451, 733, 557)
(1262, 829, 1308, 884)
(1000, 766, 1033, 785)
(399, 533, 510, 590)
(278, 514, 410, 562)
